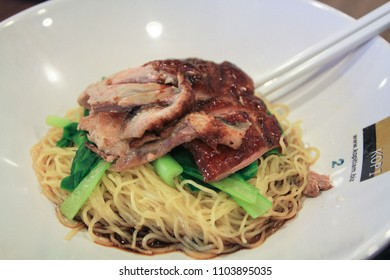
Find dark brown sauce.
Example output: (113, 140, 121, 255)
(68, 218, 293, 259)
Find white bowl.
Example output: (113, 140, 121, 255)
(1, 0, 389, 259)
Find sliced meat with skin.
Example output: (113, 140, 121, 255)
(183, 71, 282, 182)
(112, 116, 199, 169)
(149, 59, 254, 101)
(80, 72, 195, 139)
(119, 74, 194, 139)
(184, 97, 282, 182)
(78, 111, 128, 162)
(105, 63, 176, 85)
(78, 64, 176, 108)
(183, 112, 250, 150)
(81, 83, 180, 113)
(78, 58, 282, 181)
(80, 109, 252, 170)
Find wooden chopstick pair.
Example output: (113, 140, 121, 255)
(255, 2, 390, 100)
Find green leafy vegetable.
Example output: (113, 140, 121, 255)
(263, 147, 282, 157)
(60, 160, 111, 220)
(47, 116, 101, 191)
(238, 160, 259, 180)
(52, 120, 89, 148)
(177, 164, 258, 204)
(83, 108, 90, 116)
(152, 154, 183, 187)
(60, 144, 101, 192)
(171, 147, 257, 204)
(55, 122, 80, 147)
(170, 147, 272, 217)
(46, 114, 110, 220)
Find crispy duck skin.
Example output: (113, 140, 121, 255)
(78, 58, 282, 181)
(184, 94, 282, 181)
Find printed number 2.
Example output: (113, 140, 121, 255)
(332, 158, 344, 168)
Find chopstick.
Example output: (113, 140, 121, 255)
(255, 2, 390, 99)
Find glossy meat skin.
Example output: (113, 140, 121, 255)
(78, 58, 282, 181)
(184, 92, 282, 181)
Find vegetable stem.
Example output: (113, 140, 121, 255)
(60, 160, 111, 220)
(209, 174, 257, 204)
(238, 160, 259, 180)
(170, 147, 272, 216)
(152, 154, 183, 187)
(45, 115, 73, 128)
(232, 193, 273, 218)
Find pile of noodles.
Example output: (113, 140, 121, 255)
(30, 103, 319, 259)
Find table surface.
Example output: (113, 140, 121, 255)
(1, 0, 389, 260)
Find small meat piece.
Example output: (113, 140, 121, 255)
(303, 171, 333, 197)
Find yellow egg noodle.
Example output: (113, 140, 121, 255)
(30, 103, 318, 259)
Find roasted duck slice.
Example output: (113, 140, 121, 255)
(185, 94, 282, 182)
(78, 58, 282, 181)
(80, 110, 252, 171)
